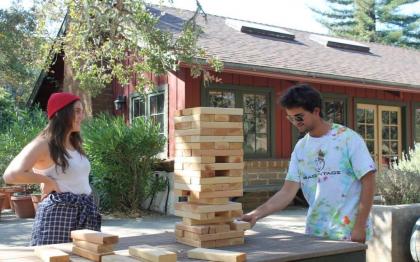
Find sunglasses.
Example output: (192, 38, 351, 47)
(286, 113, 305, 123)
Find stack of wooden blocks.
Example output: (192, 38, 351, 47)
(71, 229, 118, 262)
(174, 107, 250, 248)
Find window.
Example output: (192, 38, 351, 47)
(204, 86, 272, 158)
(131, 92, 165, 136)
(416, 107, 420, 144)
(323, 96, 347, 125)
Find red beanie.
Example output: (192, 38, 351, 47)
(47, 92, 80, 120)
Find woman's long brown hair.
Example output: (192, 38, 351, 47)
(41, 100, 85, 173)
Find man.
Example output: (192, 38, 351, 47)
(240, 83, 376, 243)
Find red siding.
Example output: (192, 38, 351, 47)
(114, 66, 420, 160)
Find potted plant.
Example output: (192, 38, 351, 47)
(30, 184, 42, 212)
(0, 193, 5, 219)
(0, 185, 25, 210)
(367, 145, 420, 262)
(10, 185, 35, 219)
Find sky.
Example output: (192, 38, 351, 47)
(0, 0, 329, 34)
(1, 0, 419, 35)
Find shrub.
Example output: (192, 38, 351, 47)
(82, 114, 166, 214)
(376, 145, 420, 205)
(0, 105, 47, 188)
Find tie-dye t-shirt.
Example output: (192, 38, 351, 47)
(286, 124, 376, 241)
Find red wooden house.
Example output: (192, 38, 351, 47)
(29, 6, 420, 209)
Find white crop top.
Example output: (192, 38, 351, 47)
(33, 149, 92, 195)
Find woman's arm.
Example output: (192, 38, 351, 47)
(3, 136, 60, 196)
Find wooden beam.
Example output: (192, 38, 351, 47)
(71, 230, 118, 245)
(73, 240, 114, 253)
(128, 245, 177, 262)
(34, 247, 69, 262)
(187, 248, 246, 262)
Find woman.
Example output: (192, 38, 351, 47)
(3, 92, 101, 245)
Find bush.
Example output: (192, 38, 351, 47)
(0, 105, 47, 188)
(376, 145, 420, 205)
(82, 114, 166, 214)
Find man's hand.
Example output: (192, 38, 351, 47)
(239, 212, 258, 227)
(351, 225, 366, 243)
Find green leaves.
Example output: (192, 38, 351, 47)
(34, 0, 223, 96)
(82, 114, 166, 214)
(310, 0, 420, 49)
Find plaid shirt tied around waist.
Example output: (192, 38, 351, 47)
(30, 192, 101, 246)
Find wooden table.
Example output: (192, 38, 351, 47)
(0, 228, 366, 262)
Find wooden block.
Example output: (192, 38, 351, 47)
(176, 136, 244, 143)
(175, 128, 243, 137)
(183, 230, 244, 241)
(229, 115, 243, 122)
(129, 245, 176, 262)
(230, 221, 251, 231)
(195, 121, 243, 129)
(176, 142, 215, 150)
(175, 202, 242, 213)
(176, 236, 216, 248)
(188, 248, 246, 262)
(175, 175, 242, 185)
(188, 197, 230, 205)
(178, 107, 243, 116)
(176, 222, 210, 234)
(191, 149, 243, 157)
(180, 163, 244, 171)
(72, 246, 114, 262)
(175, 189, 243, 198)
(210, 224, 231, 233)
(102, 254, 139, 262)
(174, 182, 242, 192)
(174, 210, 213, 220)
(73, 240, 114, 253)
(182, 216, 234, 226)
(175, 156, 216, 164)
(71, 229, 118, 245)
(34, 247, 69, 262)
(174, 114, 215, 123)
(216, 237, 245, 247)
(229, 143, 243, 149)
(174, 169, 215, 178)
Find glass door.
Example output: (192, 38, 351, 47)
(356, 104, 402, 170)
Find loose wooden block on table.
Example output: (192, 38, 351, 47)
(101, 254, 139, 262)
(71, 229, 118, 245)
(34, 247, 70, 262)
(128, 245, 176, 262)
(73, 240, 114, 253)
(187, 248, 246, 262)
(72, 246, 114, 262)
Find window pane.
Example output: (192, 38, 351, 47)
(150, 95, 158, 115)
(244, 133, 256, 154)
(390, 111, 397, 125)
(416, 108, 420, 143)
(132, 98, 145, 117)
(256, 134, 267, 153)
(243, 95, 255, 114)
(382, 111, 389, 124)
(256, 117, 267, 133)
(324, 99, 345, 125)
(151, 114, 164, 133)
(157, 94, 164, 113)
(209, 91, 235, 108)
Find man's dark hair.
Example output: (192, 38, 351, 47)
(280, 83, 323, 117)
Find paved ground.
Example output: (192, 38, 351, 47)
(0, 206, 307, 248)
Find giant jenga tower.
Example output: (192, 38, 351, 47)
(174, 107, 250, 248)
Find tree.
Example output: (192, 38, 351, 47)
(34, 0, 222, 96)
(0, 4, 44, 101)
(311, 0, 420, 49)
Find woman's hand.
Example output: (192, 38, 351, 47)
(40, 178, 61, 200)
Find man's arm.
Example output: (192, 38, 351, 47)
(240, 181, 300, 227)
(351, 171, 375, 243)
